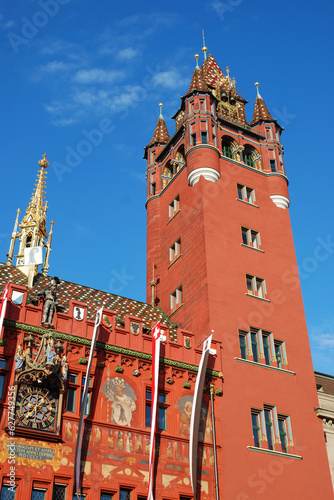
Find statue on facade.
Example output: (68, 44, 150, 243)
(14, 344, 25, 371)
(46, 337, 55, 364)
(61, 354, 68, 380)
(39, 277, 60, 326)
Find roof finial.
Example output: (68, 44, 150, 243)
(159, 103, 163, 119)
(255, 82, 262, 99)
(195, 54, 199, 69)
(202, 29, 207, 61)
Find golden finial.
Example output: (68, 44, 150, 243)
(226, 66, 230, 80)
(255, 82, 261, 98)
(38, 153, 49, 168)
(159, 103, 163, 119)
(195, 54, 199, 69)
(202, 29, 207, 61)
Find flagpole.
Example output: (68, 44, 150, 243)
(74, 306, 103, 498)
(210, 384, 220, 500)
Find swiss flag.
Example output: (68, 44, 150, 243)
(0, 283, 10, 339)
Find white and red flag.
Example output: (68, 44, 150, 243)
(148, 321, 163, 500)
(189, 332, 215, 499)
(0, 283, 10, 340)
(75, 306, 103, 498)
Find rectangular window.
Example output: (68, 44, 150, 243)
(1, 485, 17, 500)
(241, 227, 260, 249)
(31, 489, 46, 500)
(270, 159, 276, 172)
(0, 358, 8, 399)
(278, 416, 288, 453)
(170, 286, 182, 312)
(251, 329, 259, 363)
(189, 101, 194, 113)
(250, 406, 293, 454)
(191, 133, 196, 146)
(251, 411, 261, 448)
(65, 387, 76, 413)
(145, 389, 168, 430)
(168, 196, 180, 219)
(262, 333, 271, 365)
(265, 127, 272, 139)
(101, 494, 113, 500)
(52, 484, 67, 500)
(239, 330, 287, 368)
(201, 131, 208, 144)
(274, 341, 283, 369)
(239, 332, 247, 359)
(65, 373, 92, 415)
(246, 275, 266, 299)
(169, 239, 181, 264)
(264, 407, 274, 450)
(119, 489, 132, 500)
(199, 99, 205, 110)
(237, 184, 256, 205)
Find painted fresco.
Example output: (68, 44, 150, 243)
(102, 375, 137, 426)
(177, 395, 212, 443)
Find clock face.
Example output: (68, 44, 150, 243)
(15, 384, 58, 432)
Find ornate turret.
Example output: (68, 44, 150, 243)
(147, 103, 170, 148)
(6, 154, 54, 287)
(250, 82, 274, 126)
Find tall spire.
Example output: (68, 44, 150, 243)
(202, 30, 207, 61)
(250, 82, 274, 126)
(7, 154, 53, 286)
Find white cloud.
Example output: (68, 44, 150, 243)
(118, 47, 138, 60)
(151, 69, 188, 90)
(73, 68, 124, 84)
(39, 60, 76, 74)
(310, 319, 334, 350)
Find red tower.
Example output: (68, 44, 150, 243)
(145, 53, 333, 498)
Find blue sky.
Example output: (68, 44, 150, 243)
(1, 0, 333, 374)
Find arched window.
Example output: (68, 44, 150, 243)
(243, 145, 261, 169)
(243, 149, 255, 168)
(221, 136, 235, 159)
(163, 163, 173, 179)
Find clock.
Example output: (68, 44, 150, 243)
(15, 384, 58, 432)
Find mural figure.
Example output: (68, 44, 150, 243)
(177, 396, 212, 442)
(108, 429, 114, 448)
(178, 400, 192, 437)
(14, 344, 25, 371)
(102, 377, 136, 426)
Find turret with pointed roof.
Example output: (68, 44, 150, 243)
(250, 82, 275, 126)
(146, 103, 170, 149)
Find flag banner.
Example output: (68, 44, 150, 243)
(75, 306, 103, 496)
(24, 246, 43, 266)
(0, 283, 10, 340)
(148, 321, 162, 500)
(189, 333, 213, 499)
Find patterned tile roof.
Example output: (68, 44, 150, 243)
(147, 117, 170, 147)
(0, 263, 178, 339)
(200, 54, 225, 87)
(184, 67, 209, 96)
(250, 96, 273, 126)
